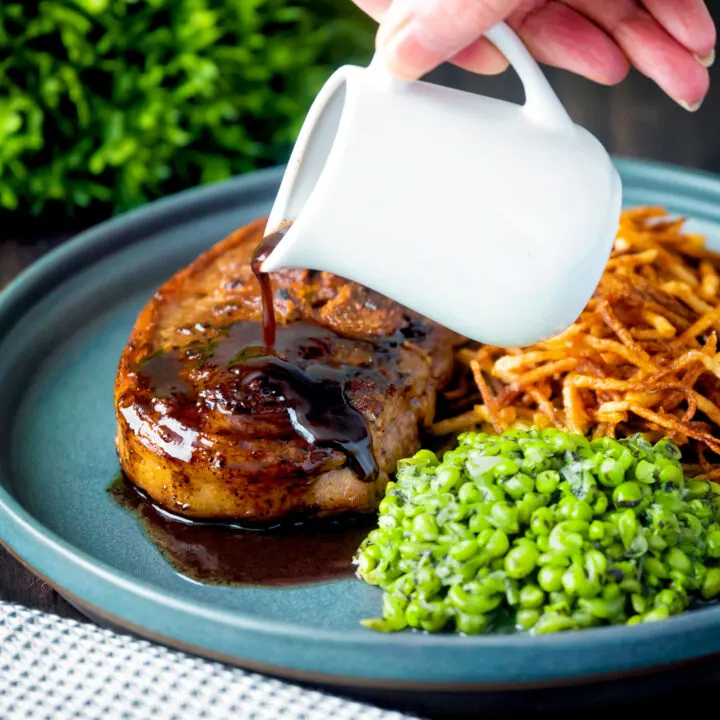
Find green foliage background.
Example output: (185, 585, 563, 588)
(0, 0, 374, 218)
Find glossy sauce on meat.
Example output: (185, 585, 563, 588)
(134, 320, 391, 480)
(110, 474, 369, 586)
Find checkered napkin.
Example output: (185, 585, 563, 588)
(0, 603, 419, 720)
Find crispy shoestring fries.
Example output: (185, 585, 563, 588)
(434, 207, 720, 479)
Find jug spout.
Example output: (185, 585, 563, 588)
(260, 64, 351, 274)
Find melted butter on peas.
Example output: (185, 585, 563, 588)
(356, 428, 720, 635)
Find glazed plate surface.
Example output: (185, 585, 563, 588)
(3, 162, 720, 697)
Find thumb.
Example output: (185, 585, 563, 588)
(375, 0, 522, 79)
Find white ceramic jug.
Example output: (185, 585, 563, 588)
(261, 22, 622, 347)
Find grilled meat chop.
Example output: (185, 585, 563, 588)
(115, 217, 458, 524)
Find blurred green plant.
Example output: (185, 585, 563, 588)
(0, 0, 373, 217)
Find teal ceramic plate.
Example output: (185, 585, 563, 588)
(3, 161, 720, 696)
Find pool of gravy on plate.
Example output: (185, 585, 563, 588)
(110, 474, 371, 586)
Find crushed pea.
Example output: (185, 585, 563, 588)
(356, 428, 720, 634)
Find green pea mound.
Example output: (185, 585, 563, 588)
(356, 428, 720, 634)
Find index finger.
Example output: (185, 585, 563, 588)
(373, 0, 523, 80)
(352, 0, 510, 75)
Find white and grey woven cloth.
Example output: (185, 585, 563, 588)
(0, 602, 419, 720)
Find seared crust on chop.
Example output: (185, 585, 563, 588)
(115, 217, 459, 524)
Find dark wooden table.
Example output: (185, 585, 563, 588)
(2, 43, 720, 716)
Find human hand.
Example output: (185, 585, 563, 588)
(352, 0, 715, 110)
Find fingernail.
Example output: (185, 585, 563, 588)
(674, 98, 703, 112)
(694, 48, 715, 68)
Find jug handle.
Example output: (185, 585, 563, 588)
(369, 21, 574, 133)
(485, 22, 573, 131)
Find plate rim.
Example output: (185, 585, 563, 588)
(4, 158, 720, 688)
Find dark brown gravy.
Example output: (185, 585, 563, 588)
(135, 319, 380, 480)
(110, 474, 371, 586)
(251, 225, 288, 349)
